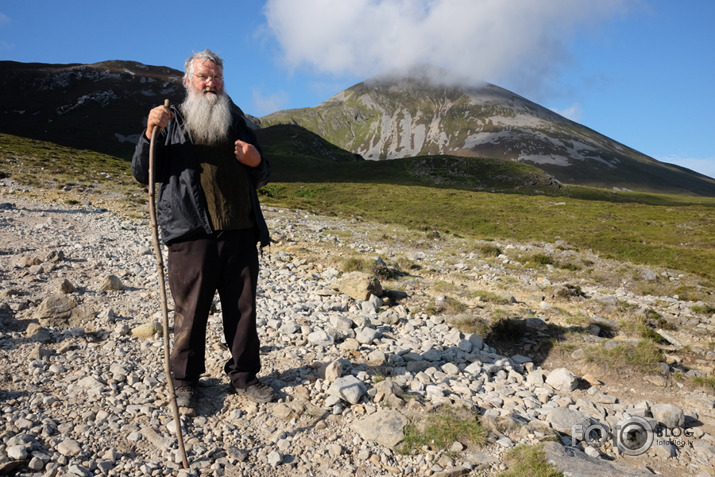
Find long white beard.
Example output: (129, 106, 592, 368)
(181, 88, 232, 145)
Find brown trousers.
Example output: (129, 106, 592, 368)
(167, 229, 260, 389)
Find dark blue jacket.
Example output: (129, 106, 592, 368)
(132, 103, 270, 247)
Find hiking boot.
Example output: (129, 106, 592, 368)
(234, 381, 275, 403)
(175, 385, 197, 416)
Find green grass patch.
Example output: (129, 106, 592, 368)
(498, 444, 563, 477)
(526, 253, 582, 271)
(691, 304, 715, 315)
(341, 257, 371, 273)
(433, 281, 459, 293)
(478, 243, 503, 257)
(618, 312, 676, 343)
(529, 253, 555, 266)
(397, 406, 486, 455)
(0, 133, 146, 214)
(426, 296, 468, 315)
(561, 311, 592, 327)
(584, 339, 663, 374)
(452, 315, 492, 337)
(473, 289, 513, 305)
(691, 376, 715, 392)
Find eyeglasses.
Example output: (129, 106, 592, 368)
(193, 73, 223, 83)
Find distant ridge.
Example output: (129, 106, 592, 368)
(0, 60, 185, 158)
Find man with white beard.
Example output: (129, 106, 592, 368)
(132, 49, 274, 415)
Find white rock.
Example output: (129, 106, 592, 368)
(267, 450, 283, 466)
(546, 368, 579, 393)
(7, 445, 28, 460)
(651, 403, 685, 428)
(57, 439, 82, 456)
(327, 375, 367, 405)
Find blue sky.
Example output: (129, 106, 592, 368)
(1, 0, 713, 178)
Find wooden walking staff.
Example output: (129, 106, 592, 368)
(148, 99, 190, 469)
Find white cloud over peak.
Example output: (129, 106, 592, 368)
(263, 0, 631, 98)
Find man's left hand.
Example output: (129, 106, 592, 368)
(234, 140, 261, 167)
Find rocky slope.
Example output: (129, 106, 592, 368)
(0, 180, 714, 476)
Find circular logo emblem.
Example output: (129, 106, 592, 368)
(616, 416, 653, 456)
(581, 421, 610, 448)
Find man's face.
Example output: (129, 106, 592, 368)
(186, 59, 224, 96)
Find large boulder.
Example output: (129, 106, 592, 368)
(546, 407, 590, 434)
(543, 441, 655, 476)
(546, 368, 579, 394)
(33, 293, 95, 327)
(332, 272, 382, 301)
(651, 403, 685, 428)
(351, 410, 409, 448)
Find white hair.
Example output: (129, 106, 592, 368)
(183, 49, 223, 84)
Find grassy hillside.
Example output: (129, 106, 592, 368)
(256, 124, 562, 193)
(2, 132, 713, 285)
(0, 133, 145, 211)
(258, 181, 714, 283)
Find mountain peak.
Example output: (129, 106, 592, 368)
(262, 77, 715, 195)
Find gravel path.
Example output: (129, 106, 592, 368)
(1, 190, 714, 477)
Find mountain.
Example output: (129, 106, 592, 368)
(260, 78, 715, 196)
(0, 60, 186, 158)
(1, 60, 714, 196)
